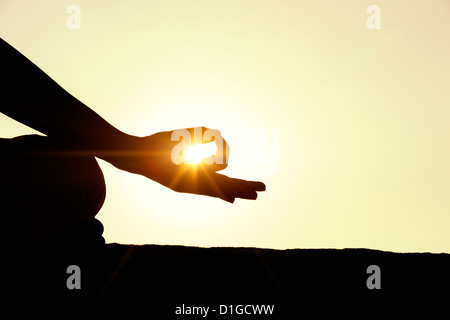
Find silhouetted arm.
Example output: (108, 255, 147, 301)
(0, 37, 265, 202)
(0, 37, 128, 152)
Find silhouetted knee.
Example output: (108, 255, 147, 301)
(0, 135, 106, 251)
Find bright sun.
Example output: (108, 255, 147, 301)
(184, 142, 218, 164)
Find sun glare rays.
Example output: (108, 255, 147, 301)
(184, 142, 217, 164)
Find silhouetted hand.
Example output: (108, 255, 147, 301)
(103, 127, 266, 203)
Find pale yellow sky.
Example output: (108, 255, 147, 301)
(1, 0, 449, 252)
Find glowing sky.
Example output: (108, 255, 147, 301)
(1, 0, 450, 252)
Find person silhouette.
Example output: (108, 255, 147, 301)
(0, 37, 265, 257)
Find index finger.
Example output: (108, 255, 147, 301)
(202, 129, 229, 171)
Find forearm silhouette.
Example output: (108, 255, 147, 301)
(0, 37, 265, 204)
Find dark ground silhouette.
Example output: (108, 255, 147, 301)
(2, 242, 449, 316)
